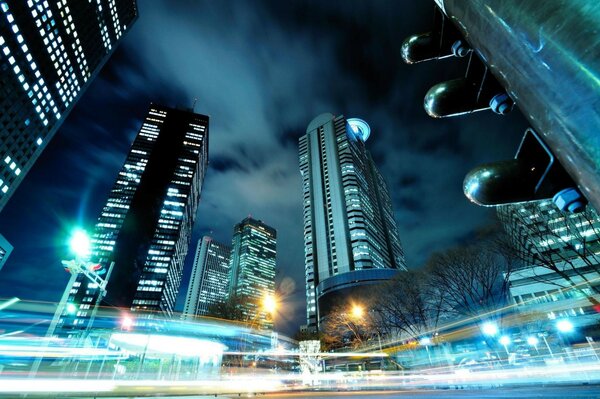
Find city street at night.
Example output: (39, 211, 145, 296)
(0, 0, 599, 397)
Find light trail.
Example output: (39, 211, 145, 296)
(2, 361, 600, 396)
(2, 298, 600, 397)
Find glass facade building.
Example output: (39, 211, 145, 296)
(228, 217, 276, 327)
(60, 103, 209, 332)
(0, 0, 137, 211)
(498, 200, 600, 325)
(299, 113, 406, 329)
(182, 236, 231, 319)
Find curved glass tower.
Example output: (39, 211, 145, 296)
(299, 113, 406, 329)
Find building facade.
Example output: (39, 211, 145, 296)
(228, 217, 276, 327)
(0, 232, 12, 270)
(60, 103, 208, 332)
(0, 0, 137, 211)
(182, 236, 231, 319)
(498, 200, 600, 328)
(299, 113, 406, 329)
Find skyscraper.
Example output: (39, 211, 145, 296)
(182, 236, 231, 319)
(228, 217, 276, 326)
(60, 103, 208, 332)
(299, 113, 406, 329)
(0, 0, 137, 211)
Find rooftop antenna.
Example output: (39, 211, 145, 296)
(192, 97, 198, 111)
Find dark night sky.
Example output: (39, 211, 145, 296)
(0, 1, 528, 334)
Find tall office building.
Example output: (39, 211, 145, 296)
(299, 113, 406, 329)
(59, 103, 208, 332)
(498, 200, 600, 326)
(228, 217, 276, 326)
(0, 0, 137, 211)
(0, 232, 12, 271)
(182, 236, 231, 319)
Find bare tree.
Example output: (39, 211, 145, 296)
(423, 238, 513, 321)
(372, 270, 445, 340)
(321, 304, 375, 350)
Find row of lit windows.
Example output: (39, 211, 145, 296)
(29, 0, 80, 108)
(1, 4, 56, 126)
(94, 0, 111, 50)
(57, 1, 89, 80)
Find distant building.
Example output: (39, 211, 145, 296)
(59, 103, 209, 333)
(0, 0, 137, 211)
(182, 236, 231, 319)
(228, 217, 276, 327)
(299, 113, 407, 330)
(0, 233, 12, 270)
(499, 200, 600, 328)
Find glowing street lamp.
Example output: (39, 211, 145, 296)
(66, 303, 77, 315)
(262, 293, 277, 315)
(499, 335, 511, 356)
(121, 315, 134, 331)
(527, 336, 539, 347)
(351, 304, 364, 319)
(69, 228, 91, 259)
(556, 319, 574, 333)
(482, 322, 499, 336)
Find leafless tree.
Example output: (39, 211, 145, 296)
(321, 304, 375, 349)
(423, 242, 513, 321)
(372, 270, 445, 340)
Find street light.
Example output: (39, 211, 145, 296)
(482, 322, 499, 336)
(351, 304, 364, 319)
(556, 319, 574, 333)
(121, 315, 134, 331)
(69, 228, 91, 259)
(31, 228, 113, 379)
(499, 335, 511, 356)
(66, 303, 77, 315)
(526, 336, 539, 347)
(262, 293, 277, 315)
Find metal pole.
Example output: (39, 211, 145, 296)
(29, 271, 79, 378)
(542, 335, 554, 358)
(86, 262, 115, 334)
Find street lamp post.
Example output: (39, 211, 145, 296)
(29, 229, 114, 379)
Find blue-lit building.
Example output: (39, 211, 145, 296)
(0, 0, 137, 211)
(228, 217, 276, 327)
(498, 200, 600, 331)
(59, 103, 209, 333)
(182, 236, 231, 319)
(299, 113, 407, 330)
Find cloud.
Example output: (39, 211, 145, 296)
(0, 1, 530, 334)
